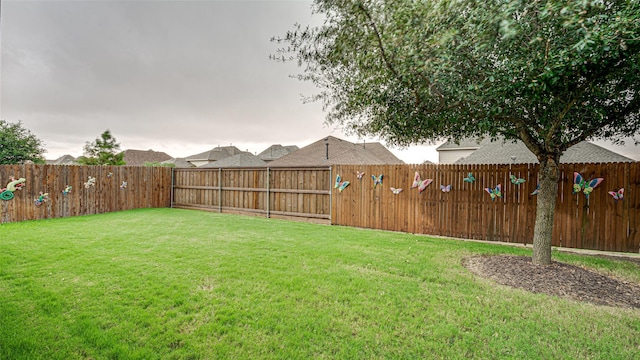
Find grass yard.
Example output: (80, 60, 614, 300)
(1, 208, 639, 359)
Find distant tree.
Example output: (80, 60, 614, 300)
(77, 130, 126, 165)
(0, 120, 46, 164)
(275, 0, 640, 265)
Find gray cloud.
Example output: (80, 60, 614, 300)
(1, 1, 634, 163)
(2, 0, 369, 159)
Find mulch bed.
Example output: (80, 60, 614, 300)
(462, 255, 640, 309)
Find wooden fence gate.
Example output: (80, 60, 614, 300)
(171, 167, 331, 223)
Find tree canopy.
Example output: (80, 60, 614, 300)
(77, 130, 126, 166)
(275, 0, 640, 264)
(0, 120, 46, 164)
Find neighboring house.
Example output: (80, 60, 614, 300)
(436, 138, 488, 164)
(123, 149, 173, 166)
(257, 144, 299, 162)
(46, 154, 78, 165)
(437, 138, 635, 164)
(267, 136, 404, 166)
(199, 152, 267, 168)
(185, 146, 244, 167)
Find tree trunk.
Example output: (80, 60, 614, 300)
(532, 156, 560, 265)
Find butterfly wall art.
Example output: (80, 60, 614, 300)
(608, 188, 624, 201)
(334, 175, 350, 192)
(372, 174, 383, 187)
(411, 172, 433, 193)
(573, 172, 603, 198)
(390, 187, 403, 195)
(510, 174, 526, 185)
(440, 184, 451, 193)
(356, 171, 365, 180)
(463, 172, 476, 183)
(530, 184, 540, 196)
(485, 184, 502, 201)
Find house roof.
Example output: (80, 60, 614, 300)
(452, 139, 635, 164)
(123, 149, 173, 166)
(436, 138, 490, 151)
(257, 144, 299, 161)
(267, 136, 403, 167)
(162, 158, 195, 168)
(46, 154, 78, 165)
(199, 152, 267, 168)
(185, 146, 244, 161)
(355, 142, 403, 164)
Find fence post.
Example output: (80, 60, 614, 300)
(266, 167, 271, 218)
(329, 166, 332, 224)
(218, 168, 222, 213)
(170, 167, 175, 208)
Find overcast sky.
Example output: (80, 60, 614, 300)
(1, 0, 637, 163)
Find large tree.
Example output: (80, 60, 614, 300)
(0, 120, 46, 164)
(77, 130, 126, 166)
(274, 0, 640, 264)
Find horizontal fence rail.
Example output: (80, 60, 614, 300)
(0, 164, 172, 224)
(332, 163, 639, 253)
(172, 167, 331, 223)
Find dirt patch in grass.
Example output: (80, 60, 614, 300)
(463, 255, 640, 309)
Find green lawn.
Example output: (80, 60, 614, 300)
(1, 208, 639, 359)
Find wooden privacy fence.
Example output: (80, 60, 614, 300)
(5, 163, 637, 253)
(171, 167, 331, 223)
(0, 164, 172, 223)
(332, 163, 640, 253)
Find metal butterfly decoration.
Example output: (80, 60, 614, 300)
(390, 187, 403, 195)
(509, 174, 525, 185)
(608, 188, 624, 201)
(463, 173, 476, 183)
(34, 192, 49, 207)
(440, 184, 451, 193)
(334, 175, 350, 192)
(356, 171, 365, 180)
(573, 172, 603, 199)
(530, 184, 540, 196)
(411, 172, 433, 193)
(484, 184, 502, 201)
(372, 174, 383, 187)
(84, 176, 96, 189)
